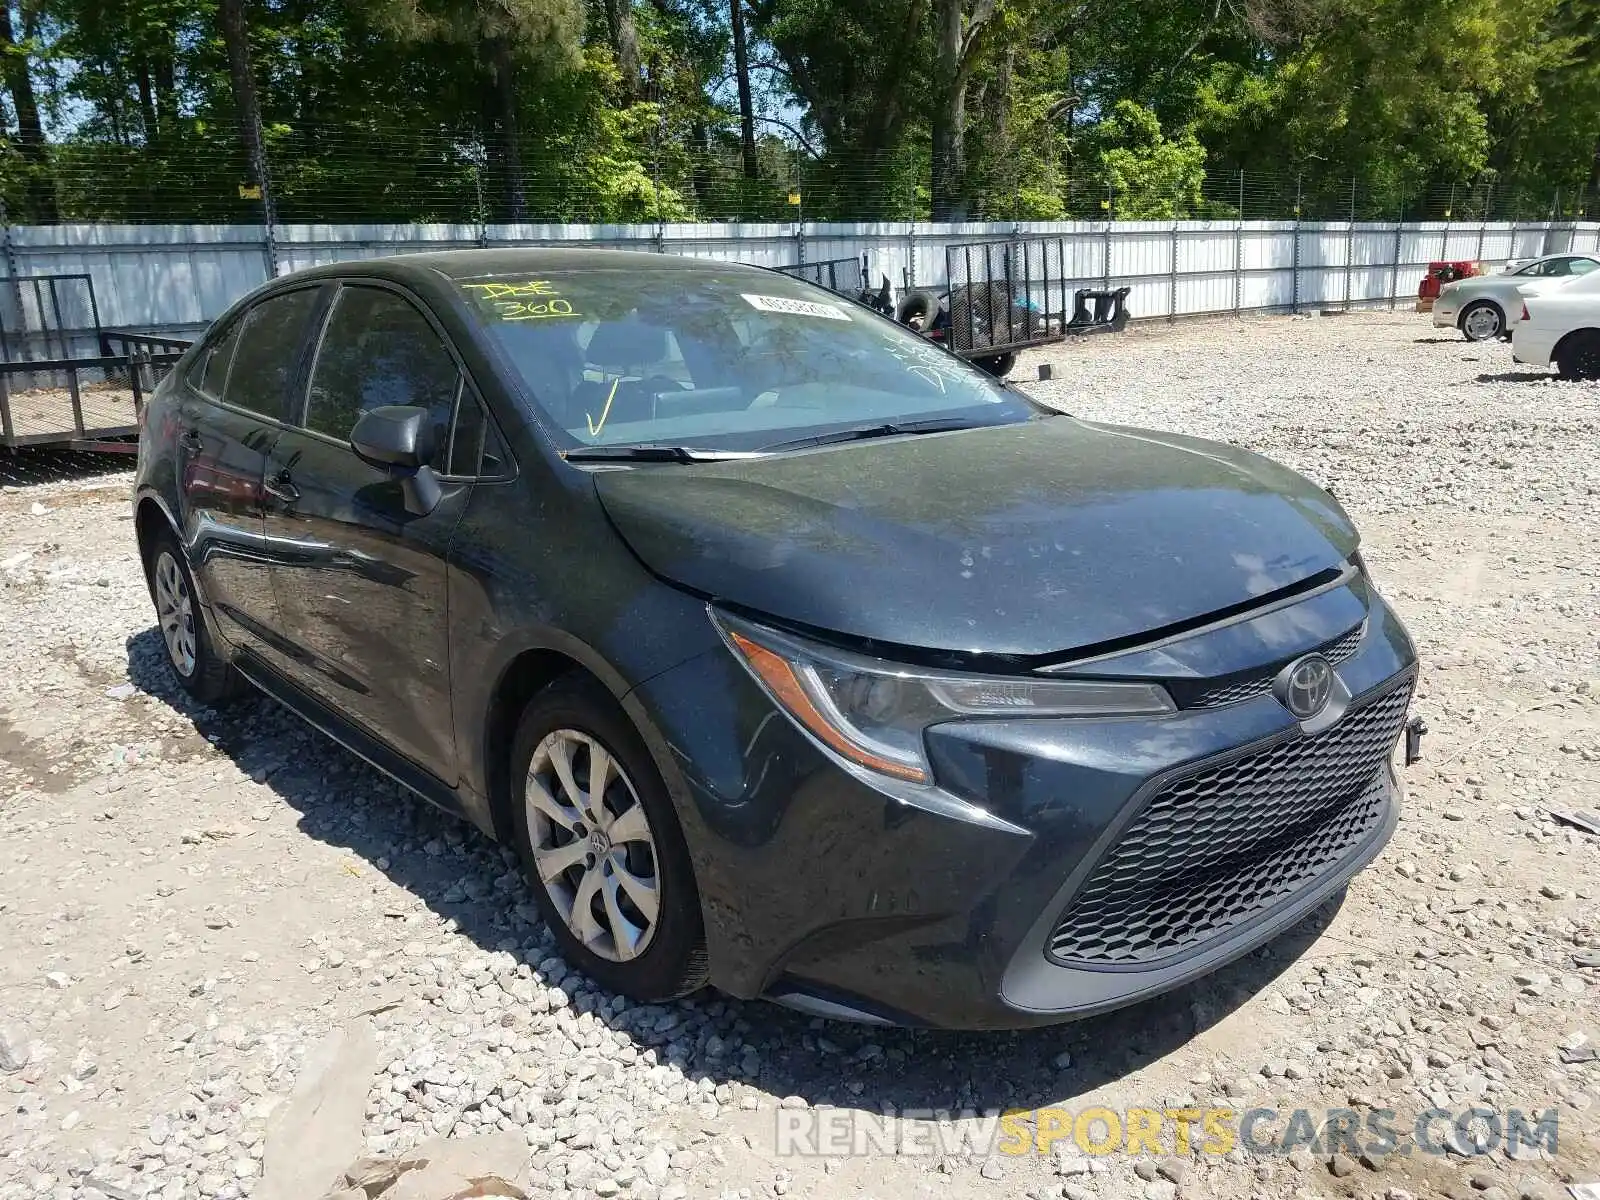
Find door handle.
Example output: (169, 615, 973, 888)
(262, 468, 300, 504)
(179, 428, 204, 452)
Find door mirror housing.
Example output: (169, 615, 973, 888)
(349, 405, 436, 471)
(349, 405, 442, 516)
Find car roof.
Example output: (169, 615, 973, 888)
(278, 248, 772, 285)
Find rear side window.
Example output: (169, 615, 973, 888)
(223, 288, 322, 419)
(1571, 259, 1598, 277)
(305, 286, 460, 463)
(192, 318, 243, 399)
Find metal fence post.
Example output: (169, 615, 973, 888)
(1388, 210, 1403, 310)
(1474, 177, 1489, 264)
(1102, 185, 1113, 289)
(1440, 183, 1454, 263)
(1291, 173, 1302, 314)
(1168, 205, 1180, 323)
(1233, 171, 1245, 315)
(1344, 177, 1356, 310)
(473, 161, 489, 248)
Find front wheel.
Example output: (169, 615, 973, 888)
(1556, 331, 1600, 381)
(509, 675, 708, 1001)
(1459, 300, 1504, 342)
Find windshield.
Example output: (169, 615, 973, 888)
(454, 266, 1036, 452)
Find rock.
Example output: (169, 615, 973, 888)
(980, 1158, 1004, 1181)
(1328, 1152, 1357, 1178)
(1053, 1152, 1090, 1178)
(1134, 1159, 1158, 1182)
(641, 1146, 672, 1186)
(0, 1025, 30, 1072)
(1051, 1050, 1073, 1070)
(1157, 1158, 1186, 1185)
(1144, 1184, 1177, 1200)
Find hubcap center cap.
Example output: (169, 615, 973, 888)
(587, 828, 611, 856)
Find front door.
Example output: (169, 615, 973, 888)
(258, 283, 471, 784)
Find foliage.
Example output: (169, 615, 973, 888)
(1081, 100, 1206, 218)
(0, 0, 1596, 224)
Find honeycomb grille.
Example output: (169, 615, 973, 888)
(1187, 622, 1366, 710)
(1046, 676, 1412, 967)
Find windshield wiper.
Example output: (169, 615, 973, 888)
(759, 417, 993, 453)
(563, 445, 769, 464)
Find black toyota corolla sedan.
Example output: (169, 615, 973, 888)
(133, 249, 1416, 1029)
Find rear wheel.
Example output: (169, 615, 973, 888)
(1555, 330, 1600, 380)
(140, 529, 242, 704)
(1459, 300, 1504, 342)
(509, 675, 708, 1001)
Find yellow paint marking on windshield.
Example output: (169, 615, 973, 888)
(462, 280, 560, 299)
(461, 280, 582, 321)
(586, 378, 621, 438)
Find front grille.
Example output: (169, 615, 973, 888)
(1187, 621, 1366, 710)
(1047, 675, 1412, 967)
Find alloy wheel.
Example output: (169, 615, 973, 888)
(154, 550, 197, 677)
(524, 728, 660, 962)
(1462, 304, 1502, 341)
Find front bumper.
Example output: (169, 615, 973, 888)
(631, 587, 1417, 1029)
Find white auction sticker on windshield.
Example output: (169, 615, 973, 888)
(740, 293, 853, 321)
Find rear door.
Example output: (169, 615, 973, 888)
(176, 286, 323, 655)
(259, 281, 484, 784)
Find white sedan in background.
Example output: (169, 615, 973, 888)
(1434, 253, 1600, 341)
(1513, 268, 1600, 379)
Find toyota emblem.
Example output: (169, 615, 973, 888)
(1275, 655, 1335, 720)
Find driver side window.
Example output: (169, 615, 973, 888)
(305, 286, 460, 464)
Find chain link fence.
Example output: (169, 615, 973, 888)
(4, 129, 1597, 228)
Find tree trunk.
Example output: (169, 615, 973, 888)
(153, 50, 179, 139)
(930, 0, 967, 220)
(487, 38, 527, 221)
(603, 0, 641, 97)
(0, 0, 57, 221)
(136, 60, 160, 144)
(217, 0, 276, 224)
(730, 0, 758, 180)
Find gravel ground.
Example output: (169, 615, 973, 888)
(1, 309, 1598, 1200)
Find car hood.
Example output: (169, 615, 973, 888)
(593, 417, 1359, 658)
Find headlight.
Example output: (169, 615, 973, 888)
(712, 610, 1174, 784)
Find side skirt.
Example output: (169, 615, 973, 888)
(233, 649, 475, 828)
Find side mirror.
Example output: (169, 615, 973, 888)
(350, 405, 436, 471)
(349, 405, 442, 516)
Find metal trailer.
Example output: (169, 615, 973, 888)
(1, 273, 191, 454)
(777, 243, 1130, 378)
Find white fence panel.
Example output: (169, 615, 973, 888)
(5, 218, 1597, 341)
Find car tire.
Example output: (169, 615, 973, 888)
(140, 529, 243, 704)
(972, 352, 1018, 378)
(1458, 300, 1504, 342)
(895, 289, 940, 331)
(508, 674, 709, 1001)
(1555, 330, 1600, 381)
